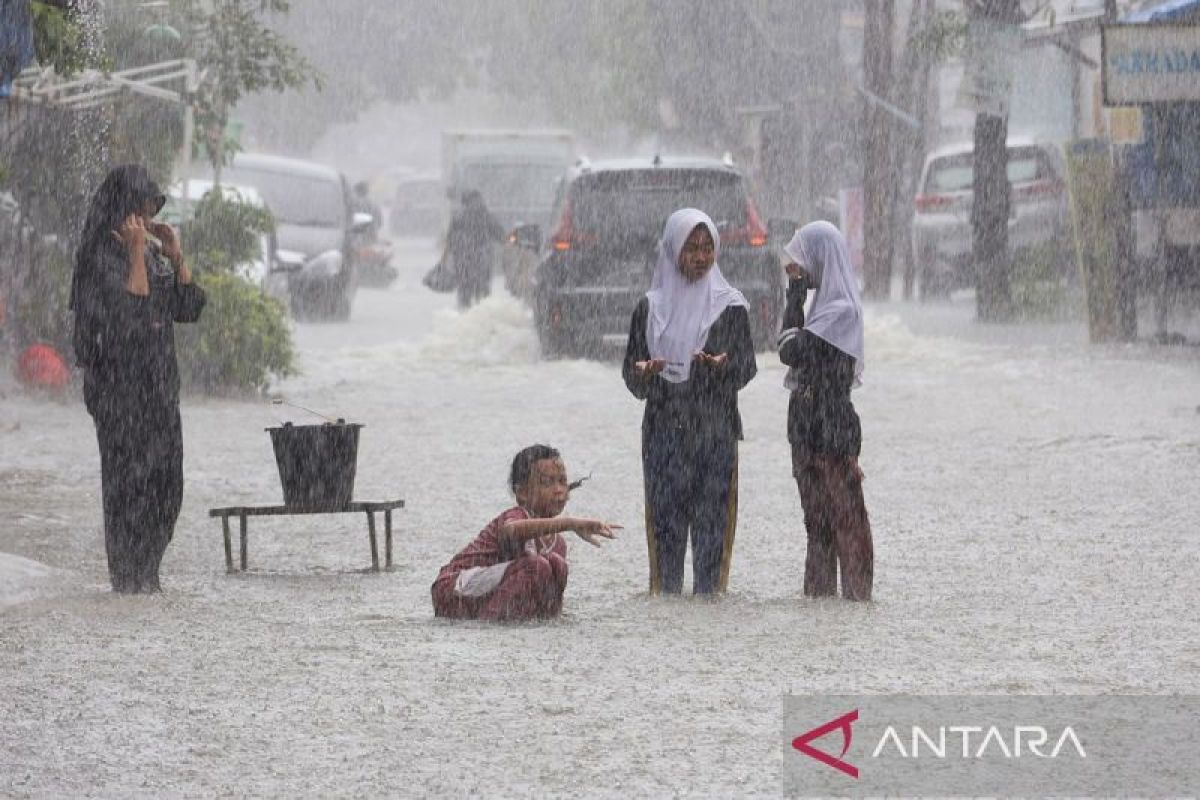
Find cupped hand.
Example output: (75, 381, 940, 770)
(694, 351, 728, 369)
(634, 359, 667, 377)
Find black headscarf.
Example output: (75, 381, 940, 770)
(70, 164, 166, 367)
(70, 164, 166, 312)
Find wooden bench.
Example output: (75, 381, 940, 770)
(208, 500, 405, 573)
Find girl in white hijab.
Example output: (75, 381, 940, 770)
(622, 208, 757, 595)
(645, 208, 748, 383)
(776, 220, 873, 601)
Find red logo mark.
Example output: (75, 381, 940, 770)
(792, 709, 859, 779)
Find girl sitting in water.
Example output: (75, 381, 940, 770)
(431, 445, 620, 622)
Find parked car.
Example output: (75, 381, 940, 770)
(161, 178, 284, 302)
(912, 137, 1070, 297)
(214, 153, 372, 320)
(389, 173, 444, 237)
(514, 156, 783, 358)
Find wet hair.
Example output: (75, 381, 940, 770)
(509, 444, 560, 494)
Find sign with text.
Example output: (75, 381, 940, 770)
(957, 19, 1021, 117)
(783, 695, 1200, 797)
(1104, 23, 1200, 105)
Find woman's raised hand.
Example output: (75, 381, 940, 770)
(147, 221, 183, 265)
(113, 214, 146, 251)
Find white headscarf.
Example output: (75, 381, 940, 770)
(782, 220, 865, 386)
(647, 208, 748, 383)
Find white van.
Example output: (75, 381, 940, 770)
(215, 153, 372, 320)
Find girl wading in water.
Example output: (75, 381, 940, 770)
(777, 221, 873, 601)
(622, 208, 757, 595)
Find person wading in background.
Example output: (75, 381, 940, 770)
(443, 189, 504, 309)
(777, 221, 873, 601)
(70, 164, 206, 594)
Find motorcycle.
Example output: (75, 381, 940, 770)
(273, 248, 355, 321)
(354, 238, 398, 289)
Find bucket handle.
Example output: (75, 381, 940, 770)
(270, 398, 341, 424)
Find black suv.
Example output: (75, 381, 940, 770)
(516, 157, 784, 358)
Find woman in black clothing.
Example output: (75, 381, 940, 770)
(444, 189, 505, 309)
(622, 208, 757, 595)
(70, 164, 206, 593)
(777, 221, 872, 600)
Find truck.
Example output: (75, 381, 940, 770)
(441, 128, 576, 233)
(441, 129, 577, 302)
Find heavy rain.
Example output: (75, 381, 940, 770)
(2, 1, 1199, 797)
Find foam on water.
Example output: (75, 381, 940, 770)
(284, 291, 566, 393)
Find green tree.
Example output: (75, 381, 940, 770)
(30, 0, 92, 76)
(175, 0, 319, 180)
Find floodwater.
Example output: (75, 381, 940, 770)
(2, 235, 1199, 798)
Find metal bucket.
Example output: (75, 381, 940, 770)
(267, 421, 362, 510)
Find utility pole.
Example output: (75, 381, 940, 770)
(862, 0, 895, 300)
(969, 0, 1021, 322)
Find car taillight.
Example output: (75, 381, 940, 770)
(914, 193, 955, 213)
(550, 200, 573, 251)
(723, 198, 768, 247)
(549, 199, 596, 250)
(1013, 179, 1063, 202)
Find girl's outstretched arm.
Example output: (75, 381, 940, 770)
(501, 516, 621, 548)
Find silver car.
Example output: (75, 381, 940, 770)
(911, 137, 1070, 297)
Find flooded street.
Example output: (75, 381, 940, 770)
(3, 238, 1200, 798)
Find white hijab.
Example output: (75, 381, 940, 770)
(782, 220, 865, 386)
(647, 208, 748, 383)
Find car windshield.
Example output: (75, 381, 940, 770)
(221, 167, 345, 227)
(569, 170, 746, 244)
(926, 147, 1054, 193)
(461, 163, 563, 212)
(395, 180, 443, 207)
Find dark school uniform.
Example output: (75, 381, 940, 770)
(622, 298, 757, 594)
(777, 278, 872, 600)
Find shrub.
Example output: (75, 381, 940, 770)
(175, 190, 294, 394)
(176, 271, 294, 394)
(179, 189, 274, 276)
(1009, 239, 1082, 321)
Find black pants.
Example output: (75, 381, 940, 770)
(643, 425, 739, 595)
(455, 256, 492, 309)
(90, 395, 184, 593)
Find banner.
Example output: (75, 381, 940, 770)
(1104, 23, 1200, 105)
(957, 19, 1021, 117)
